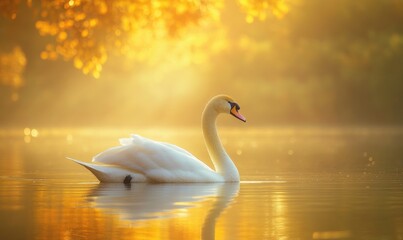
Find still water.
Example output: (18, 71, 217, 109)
(0, 127, 402, 240)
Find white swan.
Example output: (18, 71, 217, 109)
(69, 95, 246, 183)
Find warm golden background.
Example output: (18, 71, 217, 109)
(1, 2, 403, 239)
(1, 0, 403, 127)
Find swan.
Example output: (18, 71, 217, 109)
(69, 94, 246, 183)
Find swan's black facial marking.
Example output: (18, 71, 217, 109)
(228, 101, 240, 112)
(228, 101, 246, 122)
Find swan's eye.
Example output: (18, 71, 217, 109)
(228, 101, 240, 111)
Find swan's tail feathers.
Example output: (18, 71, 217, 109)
(67, 157, 147, 183)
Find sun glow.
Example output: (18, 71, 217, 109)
(1, 0, 402, 127)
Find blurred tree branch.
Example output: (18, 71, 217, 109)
(0, 0, 287, 81)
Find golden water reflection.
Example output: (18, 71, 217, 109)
(0, 129, 403, 239)
(29, 183, 239, 240)
(2, 177, 403, 240)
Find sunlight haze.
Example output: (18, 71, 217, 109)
(1, 0, 402, 127)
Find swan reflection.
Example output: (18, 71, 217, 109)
(87, 183, 239, 238)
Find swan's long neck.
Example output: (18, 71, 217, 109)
(202, 104, 240, 181)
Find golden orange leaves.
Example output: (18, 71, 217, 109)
(1, 0, 288, 79)
(31, 0, 227, 78)
(34, 0, 110, 78)
(239, 0, 289, 23)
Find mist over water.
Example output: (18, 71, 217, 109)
(0, 128, 402, 239)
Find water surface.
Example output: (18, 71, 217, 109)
(0, 128, 402, 239)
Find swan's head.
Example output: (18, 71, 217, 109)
(210, 95, 246, 122)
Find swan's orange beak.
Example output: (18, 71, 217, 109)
(231, 106, 246, 122)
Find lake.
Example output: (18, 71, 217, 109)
(0, 127, 402, 240)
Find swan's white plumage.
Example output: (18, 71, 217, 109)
(69, 94, 245, 183)
(67, 157, 147, 182)
(92, 134, 222, 182)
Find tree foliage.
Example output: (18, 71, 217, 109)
(0, 0, 287, 80)
(1, 0, 403, 126)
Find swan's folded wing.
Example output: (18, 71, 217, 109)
(93, 135, 220, 182)
(159, 142, 195, 158)
(126, 134, 196, 158)
(68, 157, 147, 182)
